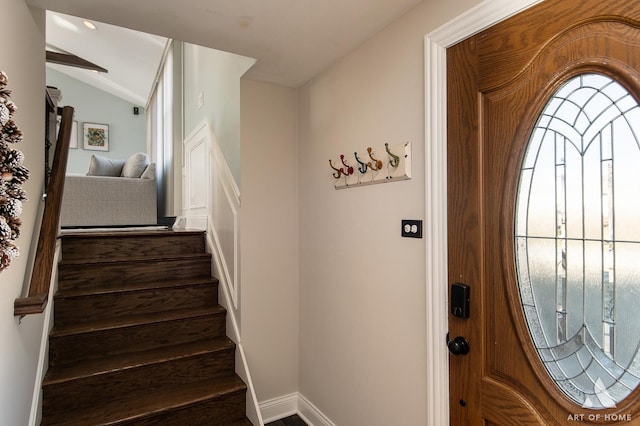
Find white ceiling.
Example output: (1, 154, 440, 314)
(30, 0, 424, 94)
(46, 12, 167, 106)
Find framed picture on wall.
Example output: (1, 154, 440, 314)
(83, 122, 109, 151)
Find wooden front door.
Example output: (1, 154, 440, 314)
(447, 1, 640, 424)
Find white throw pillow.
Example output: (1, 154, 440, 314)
(86, 154, 125, 176)
(121, 152, 149, 178)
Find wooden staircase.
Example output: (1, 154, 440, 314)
(40, 229, 252, 425)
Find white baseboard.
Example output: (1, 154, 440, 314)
(185, 215, 207, 230)
(297, 394, 336, 426)
(260, 393, 335, 426)
(260, 393, 298, 423)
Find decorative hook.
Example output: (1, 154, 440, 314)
(340, 154, 354, 176)
(354, 152, 368, 174)
(329, 159, 343, 178)
(385, 143, 400, 168)
(367, 147, 383, 171)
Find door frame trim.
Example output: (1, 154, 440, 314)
(423, 0, 542, 424)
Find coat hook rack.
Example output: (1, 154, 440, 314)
(330, 142, 411, 190)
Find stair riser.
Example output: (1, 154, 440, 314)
(54, 284, 218, 324)
(58, 256, 212, 291)
(120, 389, 247, 426)
(43, 348, 236, 415)
(62, 233, 206, 262)
(49, 313, 226, 367)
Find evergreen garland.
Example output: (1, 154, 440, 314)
(0, 71, 29, 272)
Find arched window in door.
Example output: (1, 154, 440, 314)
(515, 73, 640, 409)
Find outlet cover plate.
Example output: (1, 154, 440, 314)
(401, 219, 423, 238)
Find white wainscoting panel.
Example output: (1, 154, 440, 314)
(183, 121, 240, 308)
(182, 121, 260, 423)
(185, 135, 208, 213)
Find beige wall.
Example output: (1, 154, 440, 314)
(240, 79, 299, 401)
(0, 2, 46, 425)
(297, 0, 480, 424)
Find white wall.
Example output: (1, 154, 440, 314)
(46, 68, 147, 174)
(183, 45, 256, 187)
(171, 42, 184, 216)
(297, 0, 480, 424)
(240, 79, 299, 402)
(0, 2, 47, 425)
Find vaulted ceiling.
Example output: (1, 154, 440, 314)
(45, 11, 167, 107)
(30, 0, 424, 96)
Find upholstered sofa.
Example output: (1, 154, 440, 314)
(60, 153, 157, 227)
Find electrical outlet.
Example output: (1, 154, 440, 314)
(401, 219, 423, 238)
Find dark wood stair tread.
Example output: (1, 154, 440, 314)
(54, 276, 219, 299)
(44, 337, 235, 386)
(59, 251, 211, 267)
(50, 305, 226, 338)
(59, 229, 205, 239)
(41, 374, 247, 426)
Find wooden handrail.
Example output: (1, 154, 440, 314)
(14, 106, 74, 316)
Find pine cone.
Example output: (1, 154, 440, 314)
(7, 216, 21, 239)
(0, 98, 16, 123)
(0, 197, 21, 218)
(0, 71, 7, 88)
(0, 103, 9, 127)
(0, 140, 8, 155)
(3, 99, 16, 116)
(10, 165, 29, 184)
(1, 240, 19, 259)
(0, 216, 10, 239)
(1, 120, 23, 144)
(4, 184, 27, 202)
(4, 149, 24, 167)
(0, 165, 29, 185)
(0, 249, 10, 271)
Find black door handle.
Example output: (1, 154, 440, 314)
(447, 336, 470, 355)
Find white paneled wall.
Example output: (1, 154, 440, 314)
(183, 121, 240, 307)
(182, 121, 262, 424)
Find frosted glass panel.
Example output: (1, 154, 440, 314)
(515, 73, 640, 409)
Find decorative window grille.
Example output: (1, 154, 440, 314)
(516, 73, 640, 409)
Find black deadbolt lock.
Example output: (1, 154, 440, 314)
(451, 282, 470, 318)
